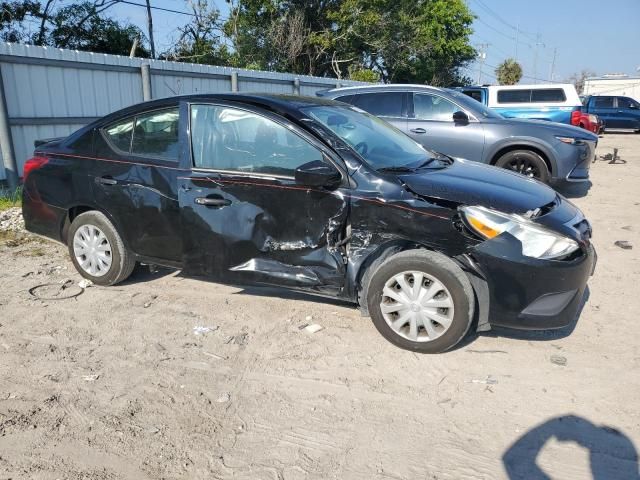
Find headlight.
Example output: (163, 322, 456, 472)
(555, 135, 585, 145)
(460, 205, 579, 260)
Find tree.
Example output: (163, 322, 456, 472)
(325, 0, 476, 85)
(567, 70, 596, 95)
(1, 1, 42, 42)
(224, 0, 475, 83)
(0, 0, 149, 56)
(48, 2, 149, 55)
(495, 58, 522, 85)
(163, 0, 231, 64)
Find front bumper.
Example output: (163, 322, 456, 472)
(565, 140, 597, 182)
(466, 234, 596, 330)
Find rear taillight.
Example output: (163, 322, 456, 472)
(23, 156, 49, 181)
(570, 110, 582, 126)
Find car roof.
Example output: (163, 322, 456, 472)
(100, 93, 343, 123)
(320, 84, 446, 95)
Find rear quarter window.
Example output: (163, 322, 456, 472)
(497, 88, 567, 103)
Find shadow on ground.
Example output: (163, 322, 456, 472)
(503, 415, 640, 480)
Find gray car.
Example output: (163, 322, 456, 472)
(318, 85, 598, 185)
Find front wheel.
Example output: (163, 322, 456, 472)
(67, 211, 136, 286)
(495, 150, 550, 183)
(364, 250, 475, 353)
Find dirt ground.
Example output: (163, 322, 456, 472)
(1, 134, 639, 480)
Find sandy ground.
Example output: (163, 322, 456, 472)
(1, 134, 639, 480)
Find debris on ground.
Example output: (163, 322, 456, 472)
(0, 207, 24, 232)
(614, 240, 633, 250)
(82, 374, 100, 382)
(216, 393, 231, 403)
(471, 375, 498, 385)
(78, 279, 93, 289)
(29, 280, 84, 301)
(621, 225, 632, 231)
(550, 355, 567, 366)
(303, 324, 324, 334)
(193, 325, 219, 335)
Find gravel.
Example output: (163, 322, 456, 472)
(0, 207, 25, 232)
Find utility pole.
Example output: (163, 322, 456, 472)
(145, 0, 156, 59)
(477, 43, 489, 84)
(549, 48, 557, 82)
(533, 33, 545, 84)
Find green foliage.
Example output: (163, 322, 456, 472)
(0, 0, 150, 57)
(1, 0, 476, 83)
(224, 0, 475, 83)
(348, 68, 380, 83)
(48, 2, 149, 56)
(495, 58, 523, 85)
(0, 185, 22, 211)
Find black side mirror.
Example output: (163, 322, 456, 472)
(295, 159, 341, 189)
(453, 111, 469, 124)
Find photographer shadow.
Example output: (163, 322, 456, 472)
(503, 415, 640, 480)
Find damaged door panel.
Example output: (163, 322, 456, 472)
(179, 102, 349, 294)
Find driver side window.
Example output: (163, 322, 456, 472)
(190, 104, 322, 176)
(413, 93, 458, 121)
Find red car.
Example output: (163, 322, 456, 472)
(571, 110, 602, 135)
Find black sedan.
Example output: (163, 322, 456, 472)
(22, 94, 596, 353)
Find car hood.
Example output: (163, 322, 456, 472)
(399, 159, 557, 214)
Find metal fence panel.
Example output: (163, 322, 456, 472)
(0, 43, 367, 181)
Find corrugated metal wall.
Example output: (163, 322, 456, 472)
(0, 43, 366, 180)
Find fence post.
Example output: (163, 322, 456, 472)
(0, 64, 18, 189)
(141, 63, 152, 101)
(231, 72, 239, 92)
(293, 78, 300, 95)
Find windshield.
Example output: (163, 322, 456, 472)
(446, 89, 504, 119)
(303, 105, 445, 170)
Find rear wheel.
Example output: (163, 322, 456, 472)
(495, 149, 550, 183)
(68, 211, 135, 286)
(364, 250, 474, 353)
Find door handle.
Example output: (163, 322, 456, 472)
(195, 197, 231, 207)
(410, 128, 427, 134)
(96, 176, 117, 185)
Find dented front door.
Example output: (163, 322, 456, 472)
(178, 103, 348, 294)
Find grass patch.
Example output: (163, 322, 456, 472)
(0, 186, 22, 211)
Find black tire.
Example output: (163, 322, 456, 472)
(364, 249, 474, 353)
(495, 149, 550, 184)
(67, 211, 136, 286)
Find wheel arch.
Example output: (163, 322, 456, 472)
(488, 141, 556, 176)
(61, 204, 128, 248)
(354, 240, 439, 315)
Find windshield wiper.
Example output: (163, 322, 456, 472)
(415, 154, 453, 168)
(377, 165, 417, 173)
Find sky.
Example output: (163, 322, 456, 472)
(88, 0, 640, 84)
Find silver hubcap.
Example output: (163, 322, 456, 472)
(380, 270, 455, 343)
(73, 224, 112, 277)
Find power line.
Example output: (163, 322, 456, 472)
(117, 0, 195, 16)
(471, 0, 537, 40)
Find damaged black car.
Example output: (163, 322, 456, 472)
(22, 94, 596, 353)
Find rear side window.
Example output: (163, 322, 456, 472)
(104, 118, 133, 152)
(593, 97, 614, 108)
(352, 92, 403, 117)
(497, 89, 566, 103)
(131, 108, 180, 161)
(531, 89, 566, 102)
